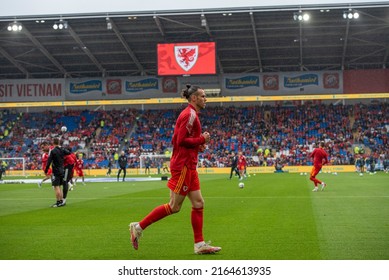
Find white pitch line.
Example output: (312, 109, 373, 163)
(1, 196, 388, 201)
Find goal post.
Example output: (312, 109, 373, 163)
(0, 157, 26, 177)
(139, 154, 171, 175)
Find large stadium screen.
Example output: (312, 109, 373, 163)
(157, 42, 216, 76)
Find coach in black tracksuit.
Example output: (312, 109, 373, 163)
(117, 151, 128, 182)
(45, 138, 70, 208)
(229, 152, 240, 180)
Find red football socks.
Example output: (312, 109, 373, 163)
(191, 207, 204, 243)
(139, 203, 172, 230)
(138, 204, 205, 244)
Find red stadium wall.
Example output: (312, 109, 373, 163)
(343, 69, 389, 93)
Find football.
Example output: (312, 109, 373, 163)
(239, 182, 244, 188)
(61, 126, 67, 132)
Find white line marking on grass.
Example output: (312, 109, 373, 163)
(1, 196, 388, 202)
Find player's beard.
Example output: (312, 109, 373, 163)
(195, 101, 206, 111)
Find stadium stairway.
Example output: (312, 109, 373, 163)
(59, 116, 80, 132)
(349, 116, 355, 129)
(117, 119, 137, 152)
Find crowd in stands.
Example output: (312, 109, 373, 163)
(0, 102, 387, 172)
(87, 108, 138, 168)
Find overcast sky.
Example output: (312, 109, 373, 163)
(1, 0, 387, 17)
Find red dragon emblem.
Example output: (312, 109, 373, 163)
(174, 46, 198, 72)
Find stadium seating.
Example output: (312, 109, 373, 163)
(0, 102, 387, 170)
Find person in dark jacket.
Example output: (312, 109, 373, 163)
(106, 158, 113, 176)
(228, 152, 240, 180)
(117, 151, 128, 182)
(45, 138, 70, 207)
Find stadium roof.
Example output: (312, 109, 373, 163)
(0, 2, 389, 79)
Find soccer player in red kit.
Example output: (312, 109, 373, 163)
(310, 141, 328, 192)
(74, 154, 86, 186)
(129, 84, 221, 254)
(38, 141, 52, 188)
(237, 151, 247, 181)
(62, 152, 77, 204)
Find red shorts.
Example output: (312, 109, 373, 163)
(167, 166, 200, 196)
(310, 165, 322, 178)
(238, 164, 245, 171)
(75, 169, 84, 177)
(45, 168, 52, 176)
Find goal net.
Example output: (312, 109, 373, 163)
(139, 154, 171, 175)
(0, 157, 26, 177)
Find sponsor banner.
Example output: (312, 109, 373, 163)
(106, 79, 122, 94)
(263, 74, 279, 90)
(0, 79, 65, 102)
(65, 78, 161, 100)
(221, 74, 260, 95)
(4, 70, 382, 102)
(162, 77, 178, 93)
(66, 77, 161, 99)
(69, 79, 102, 94)
(225, 75, 260, 90)
(7, 165, 356, 177)
(279, 71, 342, 94)
(284, 73, 319, 88)
(125, 78, 159, 93)
(66, 79, 104, 100)
(323, 73, 340, 89)
(222, 71, 343, 95)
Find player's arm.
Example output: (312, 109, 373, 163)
(44, 151, 53, 174)
(176, 114, 205, 148)
(323, 151, 329, 165)
(62, 147, 71, 156)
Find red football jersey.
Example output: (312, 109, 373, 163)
(169, 104, 205, 170)
(64, 153, 77, 166)
(75, 158, 84, 170)
(238, 155, 247, 167)
(311, 148, 328, 167)
(42, 152, 49, 170)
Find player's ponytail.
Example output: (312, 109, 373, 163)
(181, 84, 201, 100)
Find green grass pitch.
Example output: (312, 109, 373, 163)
(0, 172, 388, 260)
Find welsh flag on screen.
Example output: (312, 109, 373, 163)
(157, 42, 216, 76)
